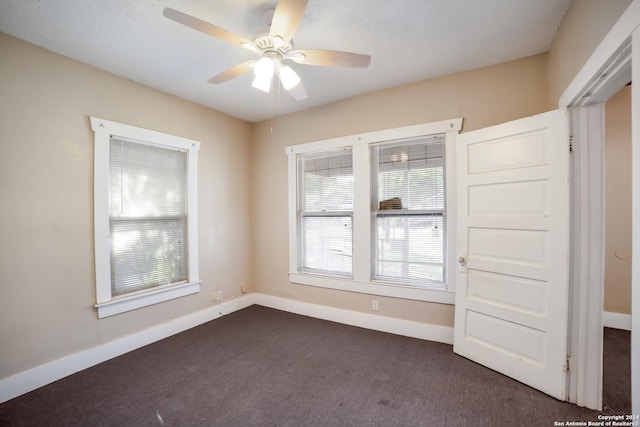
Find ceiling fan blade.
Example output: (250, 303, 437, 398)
(269, 0, 309, 45)
(290, 49, 371, 68)
(164, 7, 251, 47)
(287, 80, 308, 100)
(208, 61, 254, 84)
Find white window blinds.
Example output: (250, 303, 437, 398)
(373, 136, 445, 285)
(109, 138, 188, 296)
(299, 148, 353, 276)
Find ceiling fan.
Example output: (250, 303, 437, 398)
(163, 0, 371, 100)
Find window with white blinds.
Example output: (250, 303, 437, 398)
(109, 139, 187, 296)
(373, 136, 446, 285)
(299, 149, 353, 276)
(91, 116, 200, 318)
(286, 118, 461, 304)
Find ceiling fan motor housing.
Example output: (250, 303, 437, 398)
(254, 35, 293, 58)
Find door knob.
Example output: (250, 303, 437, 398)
(457, 256, 465, 264)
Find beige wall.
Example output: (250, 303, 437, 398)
(0, 33, 252, 379)
(250, 54, 549, 328)
(604, 85, 632, 314)
(547, 0, 632, 107)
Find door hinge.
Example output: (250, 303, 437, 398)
(569, 135, 573, 152)
(564, 357, 571, 372)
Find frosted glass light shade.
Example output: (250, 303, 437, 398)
(279, 65, 301, 90)
(252, 75, 272, 92)
(254, 57, 275, 79)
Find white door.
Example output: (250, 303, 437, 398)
(454, 109, 571, 400)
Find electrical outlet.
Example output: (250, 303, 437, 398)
(372, 300, 379, 311)
(210, 292, 216, 302)
(216, 291, 223, 301)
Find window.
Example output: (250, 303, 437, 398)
(286, 119, 461, 304)
(372, 136, 446, 285)
(91, 117, 200, 318)
(299, 149, 353, 276)
(109, 139, 187, 296)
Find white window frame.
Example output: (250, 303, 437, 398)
(286, 118, 462, 304)
(91, 117, 201, 318)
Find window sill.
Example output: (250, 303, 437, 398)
(289, 273, 454, 305)
(95, 281, 201, 318)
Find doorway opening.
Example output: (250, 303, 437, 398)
(602, 83, 632, 414)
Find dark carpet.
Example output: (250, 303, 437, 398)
(0, 305, 625, 426)
(603, 327, 631, 414)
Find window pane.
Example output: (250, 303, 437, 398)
(303, 149, 353, 212)
(109, 138, 188, 298)
(110, 139, 186, 218)
(111, 219, 186, 296)
(302, 216, 352, 275)
(377, 138, 444, 210)
(376, 215, 443, 283)
(374, 136, 446, 286)
(300, 149, 353, 277)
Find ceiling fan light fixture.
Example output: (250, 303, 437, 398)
(254, 57, 275, 79)
(252, 75, 272, 93)
(278, 65, 301, 90)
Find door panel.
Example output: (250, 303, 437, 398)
(466, 131, 547, 173)
(466, 270, 547, 314)
(468, 180, 550, 216)
(464, 311, 545, 363)
(454, 110, 570, 400)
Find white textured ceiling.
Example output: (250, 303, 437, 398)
(0, 0, 571, 123)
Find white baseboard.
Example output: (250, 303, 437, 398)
(0, 292, 452, 404)
(253, 294, 454, 345)
(0, 295, 257, 404)
(603, 311, 632, 331)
